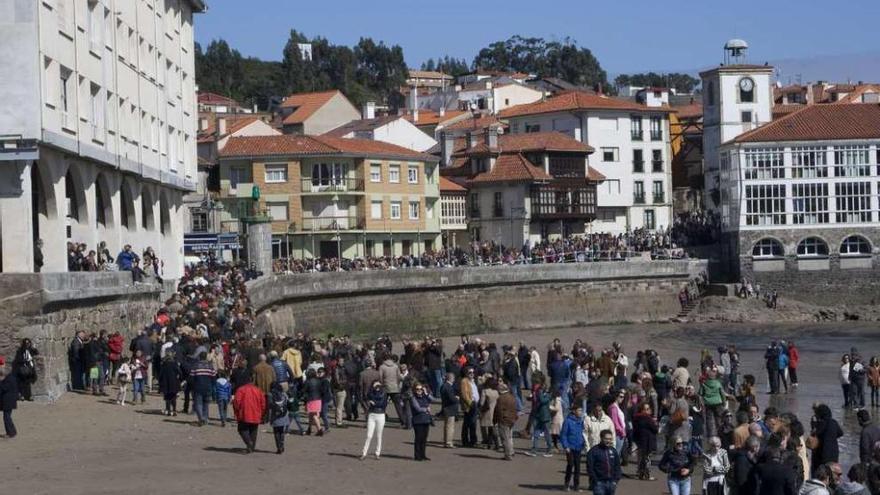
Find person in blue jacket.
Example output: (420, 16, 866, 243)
(560, 404, 586, 491)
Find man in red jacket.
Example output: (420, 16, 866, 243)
(233, 376, 266, 453)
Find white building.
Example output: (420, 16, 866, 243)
(324, 114, 437, 152)
(412, 77, 544, 116)
(700, 40, 774, 210)
(500, 91, 674, 234)
(717, 103, 880, 278)
(0, 0, 205, 277)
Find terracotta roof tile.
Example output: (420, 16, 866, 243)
(403, 110, 468, 127)
(440, 176, 467, 192)
(453, 132, 594, 156)
(835, 84, 880, 104)
(499, 90, 671, 118)
(468, 153, 553, 184)
(220, 134, 437, 161)
(197, 115, 261, 143)
(732, 103, 880, 143)
(673, 103, 703, 120)
(280, 90, 344, 125)
(408, 70, 453, 80)
(323, 116, 401, 137)
(587, 168, 606, 181)
(198, 92, 239, 106)
(443, 115, 505, 131)
(772, 104, 807, 119)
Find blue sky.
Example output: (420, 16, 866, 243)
(196, 0, 880, 78)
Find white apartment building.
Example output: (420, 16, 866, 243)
(718, 103, 880, 276)
(0, 0, 204, 277)
(500, 91, 674, 234)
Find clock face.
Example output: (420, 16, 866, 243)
(739, 78, 754, 92)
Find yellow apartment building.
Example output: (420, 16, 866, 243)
(217, 134, 441, 259)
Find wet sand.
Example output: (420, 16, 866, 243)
(0, 321, 876, 495)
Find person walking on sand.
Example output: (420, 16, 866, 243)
(361, 380, 387, 460)
(560, 404, 586, 492)
(410, 382, 433, 461)
(232, 375, 265, 454)
(787, 342, 800, 390)
(440, 372, 459, 448)
(0, 358, 18, 438)
(269, 382, 290, 454)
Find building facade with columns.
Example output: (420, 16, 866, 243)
(0, 0, 205, 278)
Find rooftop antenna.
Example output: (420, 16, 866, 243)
(723, 39, 749, 65)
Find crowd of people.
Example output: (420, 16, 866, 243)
(270, 229, 707, 274)
(2, 255, 877, 495)
(671, 211, 722, 248)
(64, 241, 164, 283)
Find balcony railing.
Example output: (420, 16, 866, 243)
(300, 177, 364, 193)
(634, 193, 646, 204)
(631, 130, 643, 141)
(653, 193, 665, 204)
(300, 215, 365, 231)
(633, 160, 644, 173)
(650, 131, 662, 141)
(652, 160, 663, 172)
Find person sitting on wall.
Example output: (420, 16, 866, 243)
(116, 245, 143, 282)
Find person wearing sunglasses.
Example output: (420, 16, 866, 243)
(659, 436, 694, 495)
(410, 383, 433, 461)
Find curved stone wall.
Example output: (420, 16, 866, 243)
(249, 260, 708, 339)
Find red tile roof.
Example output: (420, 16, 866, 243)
(771, 104, 807, 119)
(280, 90, 344, 125)
(673, 103, 703, 120)
(443, 115, 505, 131)
(403, 110, 467, 127)
(468, 153, 553, 184)
(587, 168, 606, 181)
(455, 132, 594, 156)
(197, 115, 262, 143)
(220, 134, 437, 161)
(440, 176, 467, 192)
(198, 92, 239, 106)
(408, 70, 453, 80)
(499, 90, 671, 118)
(835, 84, 880, 104)
(732, 103, 880, 143)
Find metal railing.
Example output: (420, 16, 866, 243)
(653, 193, 665, 204)
(633, 193, 646, 204)
(650, 131, 663, 141)
(300, 177, 364, 193)
(300, 215, 365, 231)
(652, 160, 663, 172)
(631, 130, 643, 141)
(633, 160, 644, 173)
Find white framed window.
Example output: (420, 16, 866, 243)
(796, 237, 828, 257)
(744, 148, 784, 180)
(191, 211, 208, 233)
(370, 200, 382, 219)
(840, 236, 871, 256)
(791, 183, 829, 225)
(264, 163, 288, 183)
(370, 164, 382, 183)
(266, 202, 288, 221)
(791, 146, 828, 178)
(649, 116, 662, 140)
(389, 164, 400, 183)
(408, 165, 419, 184)
(835, 182, 872, 223)
(745, 184, 786, 226)
(390, 201, 401, 220)
(409, 201, 420, 220)
(601, 147, 619, 162)
(752, 238, 784, 258)
(834, 145, 870, 177)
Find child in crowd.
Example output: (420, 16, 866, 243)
(214, 370, 232, 427)
(89, 363, 101, 395)
(116, 357, 132, 405)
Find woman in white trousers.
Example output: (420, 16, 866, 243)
(361, 380, 388, 460)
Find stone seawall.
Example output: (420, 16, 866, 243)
(249, 260, 708, 339)
(0, 273, 163, 401)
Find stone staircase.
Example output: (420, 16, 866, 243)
(677, 299, 698, 319)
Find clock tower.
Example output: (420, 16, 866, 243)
(700, 39, 773, 210)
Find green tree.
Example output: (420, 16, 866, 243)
(472, 36, 608, 90)
(195, 40, 245, 99)
(614, 72, 700, 93)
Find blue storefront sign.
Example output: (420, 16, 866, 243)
(184, 233, 241, 252)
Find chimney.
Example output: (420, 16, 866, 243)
(440, 131, 454, 167)
(468, 131, 480, 149)
(413, 108, 419, 123)
(217, 117, 227, 136)
(484, 127, 498, 149)
(363, 101, 376, 119)
(597, 83, 604, 96)
(439, 106, 445, 117)
(485, 81, 493, 90)
(252, 103, 258, 113)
